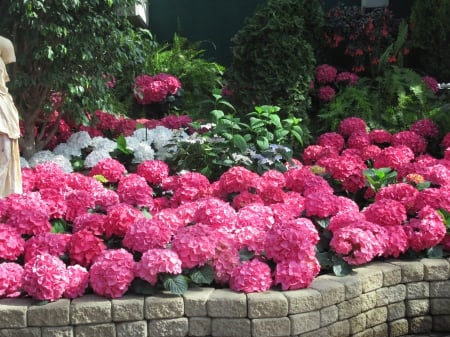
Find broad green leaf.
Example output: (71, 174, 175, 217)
(131, 278, 156, 295)
(189, 265, 215, 285)
(332, 255, 352, 276)
(256, 137, 270, 150)
(427, 246, 443, 259)
(162, 275, 188, 295)
(210, 109, 225, 121)
(93, 174, 108, 184)
(51, 219, 67, 233)
(268, 114, 282, 128)
(239, 247, 255, 262)
(232, 134, 248, 152)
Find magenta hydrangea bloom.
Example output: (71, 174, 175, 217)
(218, 166, 260, 194)
(392, 131, 427, 155)
(236, 204, 275, 231)
(376, 183, 419, 213)
(304, 191, 340, 218)
(338, 117, 367, 138)
(193, 197, 237, 229)
(24, 232, 71, 263)
(336, 71, 359, 85)
(136, 160, 170, 185)
(229, 259, 272, 293)
(123, 218, 173, 253)
(410, 118, 439, 139)
(211, 236, 240, 285)
(0, 224, 24, 261)
(73, 212, 106, 236)
(0, 262, 24, 298)
(315, 64, 338, 84)
(89, 249, 136, 298)
(117, 173, 154, 209)
(171, 172, 212, 205)
(373, 145, 415, 170)
(369, 129, 392, 145)
(68, 230, 107, 267)
(22, 253, 69, 301)
(382, 225, 409, 258)
(103, 203, 145, 238)
(422, 75, 439, 94)
(274, 256, 321, 290)
(316, 132, 345, 152)
(89, 158, 127, 183)
(318, 85, 336, 102)
(33, 162, 67, 191)
(363, 198, 407, 227)
(64, 265, 89, 299)
(135, 249, 182, 285)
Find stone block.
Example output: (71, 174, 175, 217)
(28, 299, 70, 326)
(42, 326, 73, 337)
(372, 323, 388, 337)
(111, 295, 144, 321)
(349, 313, 367, 334)
(0, 327, 41, 337)
(310, 277, 345, 307)
(0, 298, 33, 328)
(251, 317, 290, 337)
(282, 289, 321, 314)
(315, 274, 362, 299)
(320, 305, 338, 327)
(389, 260, 424, 282)
(420, 258, 450, 280)
(145, 293, 183, 319)
(182, 287, 214, 317)
(360, 291, 377, 312)
(70, 295, 111, 325)
(211, 318, 250, 337)
(388, 318, 408, 337)
(352, 330, 374, 337)
(290, 311, 320, 335)
(431, 298, 450, 315)
(327, 320, 349, 337)
(386, 284, 406, 303)
(207, 289, 247, 318)
(406, 299, 430, 317)
(247, 291, 288, 318)
(409, 315, 432, 334)
(116, 321, 147, 337)
(297, 327, 329, 337)
(189, 317, 211, 337)
(375, 287, 389, 307)
(148, 317, 189, 337)
(365, 307, 388, 327)
(432, 315, 450, 331)
(406, 281, 429, 299)
(74, 323, 115, 337)
(352, 267, 383, 293)
(387, 302, 405, 322)
(337, 296, 362, 320)
(366, 262, 402, 286)
(430, 280, 450, 297)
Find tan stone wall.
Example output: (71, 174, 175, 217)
(1, 258, 450, 337)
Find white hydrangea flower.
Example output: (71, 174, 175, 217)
(90, 136, 117, 153)
(132, 143, 155, 164)
(124, 136, 142, 152)
(147, 126, 176, 151)
(20, 157, 30, 168)
(132, 127, 155, 143)
(67, 131, 92, 150)
(50, 155, 74, 173)
(53, 143, 82, 158)
(28, 150, 58, 167)
(84, 149, 112, 168)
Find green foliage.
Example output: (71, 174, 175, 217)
(226, 0, 323, 123)
(1, 0, 154, 158)
(142, 34, 225, 120)
(363, 168, 398, 193)
(316, 66, 443, 135)
(409, 0, 450, 81)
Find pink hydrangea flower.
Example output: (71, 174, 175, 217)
(117, 173, 154, 209)
(316, 132, 345, 152)
(93, 187, 120, 212)
(152, 73, 182, 95)
(171, 223, 218, 269)
(90, 158, 127, 183)
(410, 119, 439, 139)
(136, 160, 170, 185)
(347, 131, 371, 150)
(193, 197, 237, 228)
(304, 192, 340, 218)
(21, 167, 36, 193)
(123, 218, 173, 253)
(104, 203, 145, 238)
(211, 236, 240, 285)
(89, 249, 136, 298)
(65, 172, 104, 193)
(369, 129, 392, 145)
(229, 259, 272, 293)
(218, 166, 260, 194)
(373, 145, 415, 170)
(68, 230, 107, 267)
(382, 225, 409, 258)
(39, 188, 68, 219)
(64, 265, 89, 299)
(315, 64, 338, 84)
(73, 213, 106, 236)
(338, 117, 367, 138)
(274, 256, 321, 290)
(318, 85, 336, 102)
(24, 232, 71, 263)
(0, 224, 24, 261)
(376, 183, 419, 213)
(236, 204, 275, 231)
(171, 172, 212, 205)
(232, 191, 264, 209)
(413, 187, 450, 213)
(160, 114, 192, 129)
(330, 221, 388, 265)
(363, 199, 407, 226)
(336, 71, 359, 85)
(33, 162, 67, 191)
(64, 189, 96, 222)
(421, 164, 450, 186)
(422, 75, 439, 94)
(284, 166, 317, 193)
(391, 131, 427, 155)
(232, 225, 267, 254)
(441, 133, 450, 149)
(302, 145, 339, 165)
(22, 253, 69, 301)
(0, 262, 24, 298)
(328, 210, 365, 232)
(135, 249, 182, 285)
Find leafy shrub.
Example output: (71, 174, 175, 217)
(225, 0, 323, 123)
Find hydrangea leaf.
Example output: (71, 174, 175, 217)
(162, 275, 189, 295)
(189, 265, 214, 285)
(427, 246, 443, 259)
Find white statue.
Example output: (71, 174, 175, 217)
(0, 36, 22, 197)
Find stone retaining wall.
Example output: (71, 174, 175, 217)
(1, 258, 450, 337)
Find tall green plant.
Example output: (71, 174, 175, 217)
(1, 0, 153, 158)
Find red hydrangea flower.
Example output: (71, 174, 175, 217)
(265, 218, 319, 263)
(232, 191, 264, 209)
(39, 188, 67, 219)
(211, 237, 240, 285)
(330, 221, 388, 265)
(218, 166, 260, 194)
(135, 249, 182, 285)
(302, 145, 339, 165)
(89, 158, 127, 183)
(73, 213, 106, 236)
(318, 85, 336, 102)
(153, 73, 181, 95)
(22, 253, 69, 301)
(236, 204, 275, 231)
(336, 71, 359, 85)
(0, 262, 24, 298)
(382, 225, 409, 258)
(21, 167, 36, 193)
(422, 75, 439, 94)
(171, 223, 218, 269)
(68, 230, 107, 267)
(64, 265, 89, 299)
(404, 206, 446, 252)
(315, 64, 338, 84)
(94, 110, 121, 133)
(302, 175, 335, 197)
(360, 145, 382, 161)
(376, 183, 419, 213)
(0, 224, 24, 261)
(304, 192, 340, 218)
(347, 131, 370, 149)
(410, 119, 439, 139)
(171, 172, 212, 205)
(274, 256, 321, 290)
(24, 233, 71, 263)
(64, 189, 96, 222)
(136, 160, 170, 185)
(33, 162, 67, 191)
(391, 131, 427, 155)
(338, 117, 367, 138)
(193, 197, 237, 228)
(363, 199, 407, 227)
(373, 146, 415, 170)
(117, 173, 154, 209)
(441, 133, 450, 149)
(89, 249, 136, 298)
(369, 129, 392, 145)
(160, 114, 192, 129)
(316, 132, 345, 152)
(229, 259, 272, 293)
(284, 166, 317, 193)
(123, 218, 173, 253)
(321, 153, 367, 182)
(104, 203, 145, 238)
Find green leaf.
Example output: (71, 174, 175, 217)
(51, 219, 67, 233)
(239, 247, 255, 262)
(316, 251, 332, 269)
(427, 246, 443, 259)
(93, 174, 109, 184)
(210, 109, 225, 121)
(332, 255, 352, 276)
(116, 134, 133, 155)
(232, 134, 248, 152)
(269, 114, 282, 128)
(162, 275, 188, 295)
(189, 265, 215, 285)
(131, 278, 156, 295)
(256, 137, 270, 150)
(315, 218, 330, 229)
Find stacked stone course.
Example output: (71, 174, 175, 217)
(1, 258, 450, 337)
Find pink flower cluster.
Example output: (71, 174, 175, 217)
(133, 73, 181, 104)
(312, 64, 359, 102)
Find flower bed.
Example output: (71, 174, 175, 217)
(1, 259, 450, 337)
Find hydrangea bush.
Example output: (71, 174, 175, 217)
(0, 116, 449, 301)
